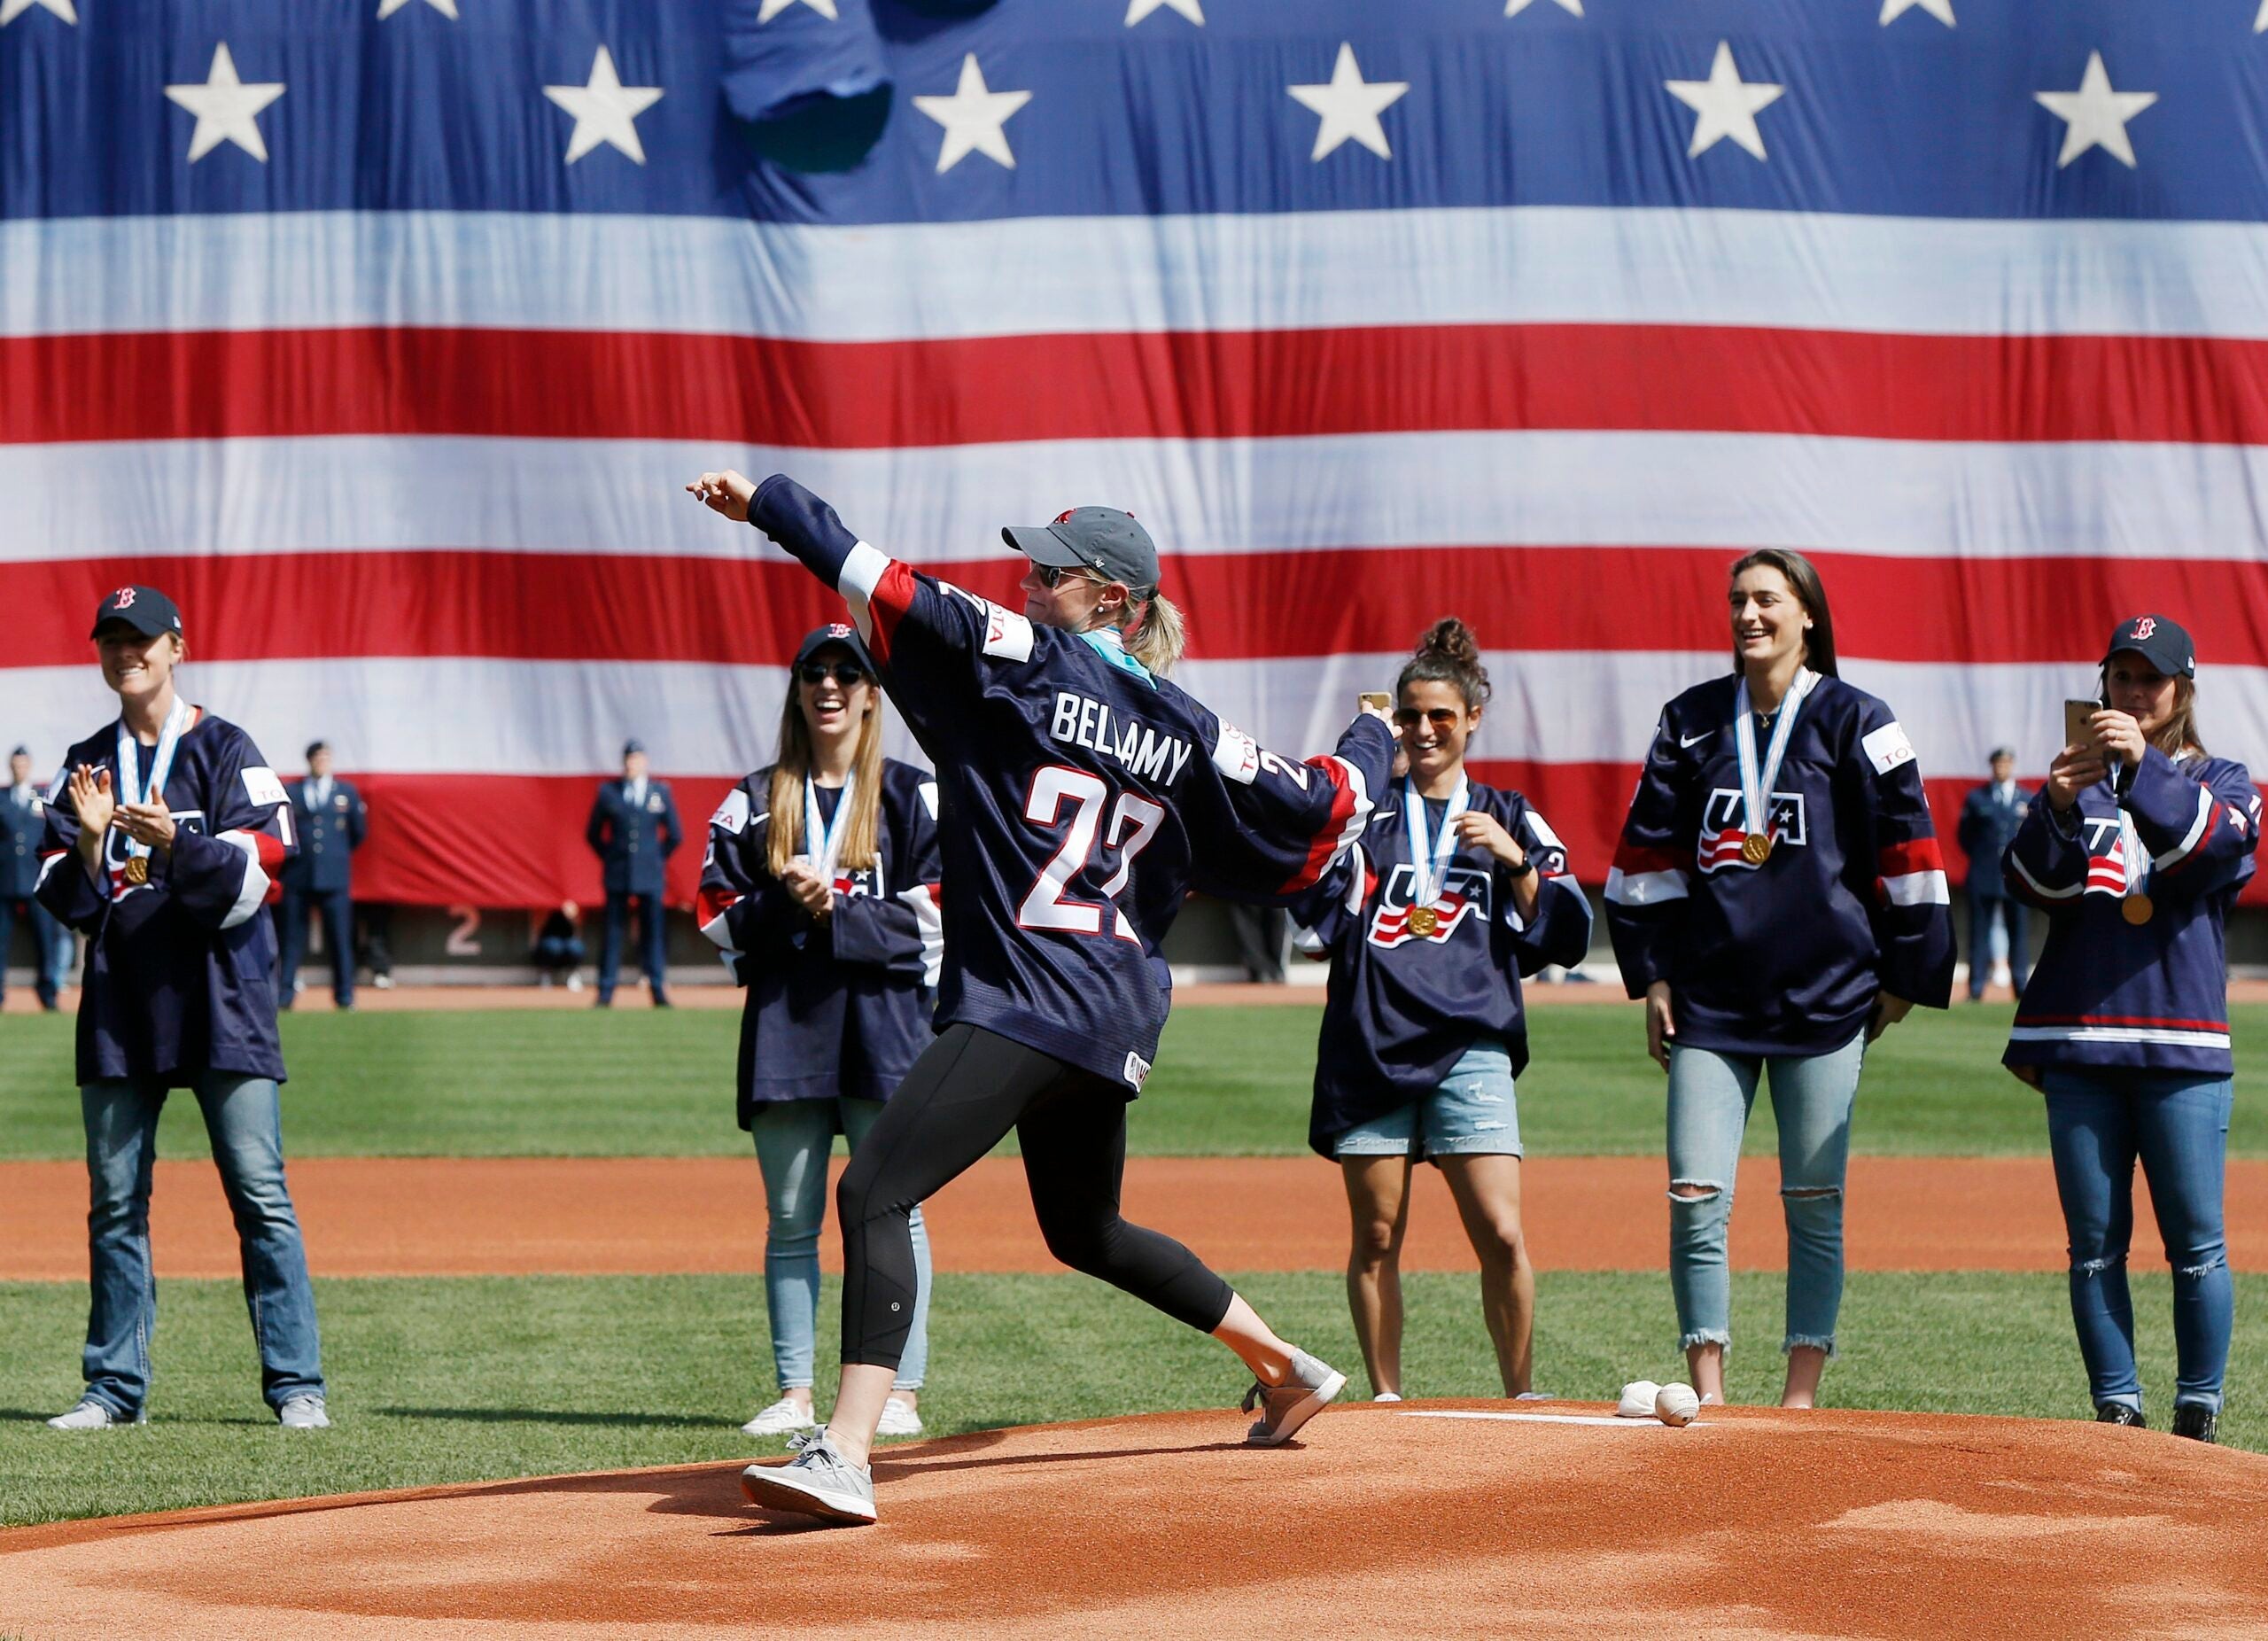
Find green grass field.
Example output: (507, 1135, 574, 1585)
(3, 1270, 2261, 1526)
(2, 1002, 2259, 1526)
(4, 1000, 2264, 1161)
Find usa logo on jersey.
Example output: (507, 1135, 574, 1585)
(1697, 788, 1808, 873)
(1367, 861, 1492, 947)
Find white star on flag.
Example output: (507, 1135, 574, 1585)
(1125, 0, 1203, 23)
(758, 0, 839, 20)
(913, 54, 1032, 174)
(164, 43, 285, 163)
(1504, 0, 1582, 17)
(2035, 51, 2157, 168)
(1288, 43, 1410, 162)
(0, 0, 76, 25)
(544, 46, 664, 166)
(377, 0, 458, 18)
(1665, 41, 1784, 161)
(1879, 0, 1953, 24)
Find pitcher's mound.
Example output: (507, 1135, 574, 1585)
(4, 1402, 2265, 1637)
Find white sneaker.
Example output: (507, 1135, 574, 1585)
(875, 1396, 924, 1437)
(567, 972, 586, 992)
(372, 974, 395, 990)
(45, 1399, 141, 1430)
(1243, 1349, 1348, 1446)
(278, 1396, 330, 1429)
(1372, 1391, 1402, 1404)
(742, 1396, 818, 1437)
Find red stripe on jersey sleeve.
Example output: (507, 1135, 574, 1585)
(1279, 756, 1361, 894)
(1612, 840, 1685, 875)
(866, 560, 920, 666)
(695, 884, 743, 929)
(1877, 837, 1945, 876)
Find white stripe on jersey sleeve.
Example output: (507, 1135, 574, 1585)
(1881, 868, 1950, 906)
(214, 830, 269, 930)
(2007, 852, 2081, 901)
(1604, 865, 1688, 906)
(2149, 783, 2218, 871)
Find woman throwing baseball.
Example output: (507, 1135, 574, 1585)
(1605, 550, 1953, 1409)
(2001, 614, 2256, 1442)
(698, 623, 944, 1442)
(35, 586, 328, 1431)
(690, 470, 1393, 1525)
(1292, 618, 1591, 1401)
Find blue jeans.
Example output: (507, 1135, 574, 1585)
(80, 1074, 326, 1418)
(278, 885, 355, 1007)
(1, 893, 74, 1007)
(753, 1096, 930, 1392)
(598, 891, 667, 1002)
(2041, 1069, 2233, 1416)
(1666, 1031, 1867, 1357)
(1968, 893, 2028, 999)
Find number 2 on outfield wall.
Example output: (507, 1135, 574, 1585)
(1016, 766, 1164, 945)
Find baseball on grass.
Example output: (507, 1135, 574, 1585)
(1654, 1383, 1701, 1427)
(1615, 1380, 1662, 1419)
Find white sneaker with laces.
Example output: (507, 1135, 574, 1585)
(45, 1399, 141, 1430)
(567, 972, 586, 992)
(278, 1396, 330, 1429)
(741, 1431, 876, 1526)
(874, 1396, 924, 1437)
(742, 1396, 818, 1437)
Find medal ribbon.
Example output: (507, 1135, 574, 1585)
(1402, 774, 1468, 909)
(113, 697, 189, 875)
(803, 770, 858, 885)
(2118, 810, 2153, 896)
(1733, 668, 1816, 852)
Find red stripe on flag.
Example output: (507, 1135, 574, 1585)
(13, 547, 2268, 671)
(7, 324, 2268, 447)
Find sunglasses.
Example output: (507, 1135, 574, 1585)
(1394, 706, 1464, 730)
(798, 662, 870, 688)
(1030, 562, 1112, 590)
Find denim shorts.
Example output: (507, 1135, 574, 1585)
(1334, 1041, 1520, 1161)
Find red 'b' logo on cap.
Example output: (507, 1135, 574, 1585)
(827, 622, 852, 639)
(2132, 616, 2157, 640)
(111, 587, 136, 609)
(1052, 509, 1076, 525)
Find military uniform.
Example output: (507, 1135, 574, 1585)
(586, 769, 681, 1005)
(278, 774, 366, 1008)
(2, 766, 73, 1008)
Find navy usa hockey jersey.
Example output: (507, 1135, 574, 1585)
(1605, 673, 1955, 1054)
(746, 475, 1394, 1093)
(37, 712, 295, 1085)
(1291, 781, 1593, 1157)
(2002, 747, 2259, 1077)
(696, 756, 944, 1127)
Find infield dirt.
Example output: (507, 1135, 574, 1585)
(4, 1401, 2264, 1637)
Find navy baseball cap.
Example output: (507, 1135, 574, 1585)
(2102, 613, 2195, 679)
(8, 745, 27, 760)
(793, 622, 875, 675)
(89, 585, 183, 641)
(1003, 508, 1160, 595)
(622, 738, 646, 757)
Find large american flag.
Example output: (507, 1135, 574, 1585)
(6, 0, 2265, 909)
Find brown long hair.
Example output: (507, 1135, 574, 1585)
(2105, 671, 2208, 759)
(765, 677, 887, 878)
(1728, 548, 1839, 678)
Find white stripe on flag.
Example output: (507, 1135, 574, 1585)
(8, 207, 2268, 342)
(10, 432, 2268, 567)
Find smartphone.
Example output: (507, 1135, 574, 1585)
(1358, 692, 1394, 713)
(2064, 697, 2101, 750)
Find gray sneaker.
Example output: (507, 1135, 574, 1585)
(278, 1396, 330, 1429)
(741, 1430, 877, 1525)
(44, 1399, 143, 1431)
(1243, 1349, 1348, 1446)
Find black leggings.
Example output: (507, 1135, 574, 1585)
(836, 1023, 1235, 1371)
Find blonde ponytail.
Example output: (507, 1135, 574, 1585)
(1122, 591, 1185, 677)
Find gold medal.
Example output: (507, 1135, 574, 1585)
(2121, 893, 2154, 926)
(1407, 904, 1441, 937)
(122, 855, 150, 886)
(1740, 832, 1774, 866)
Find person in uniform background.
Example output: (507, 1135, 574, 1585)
(278, 741, 366, 1011)
(4, 745, 74, 1010)
(37, 585, 328, 1431)
(586, 738, 681, 1007)
(531, 900, 587, 990)
(1958, 746, 2032, 1000)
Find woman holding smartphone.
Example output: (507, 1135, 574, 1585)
(1292, 619, 1591, 1402)
(697, 624, 944, 1441)
(1605, 549, 1954, 1408)
(2002, 615, 2256, 1442)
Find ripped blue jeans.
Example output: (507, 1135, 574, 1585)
(2041, 1069, 2233, 1417)
(1666, 1031, 1865, 1357)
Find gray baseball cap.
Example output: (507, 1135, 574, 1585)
(1002, 508, 1160, 595)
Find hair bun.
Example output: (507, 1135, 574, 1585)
(1420, 617, 1480, 667)
(1398, 616, 1491, 707)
